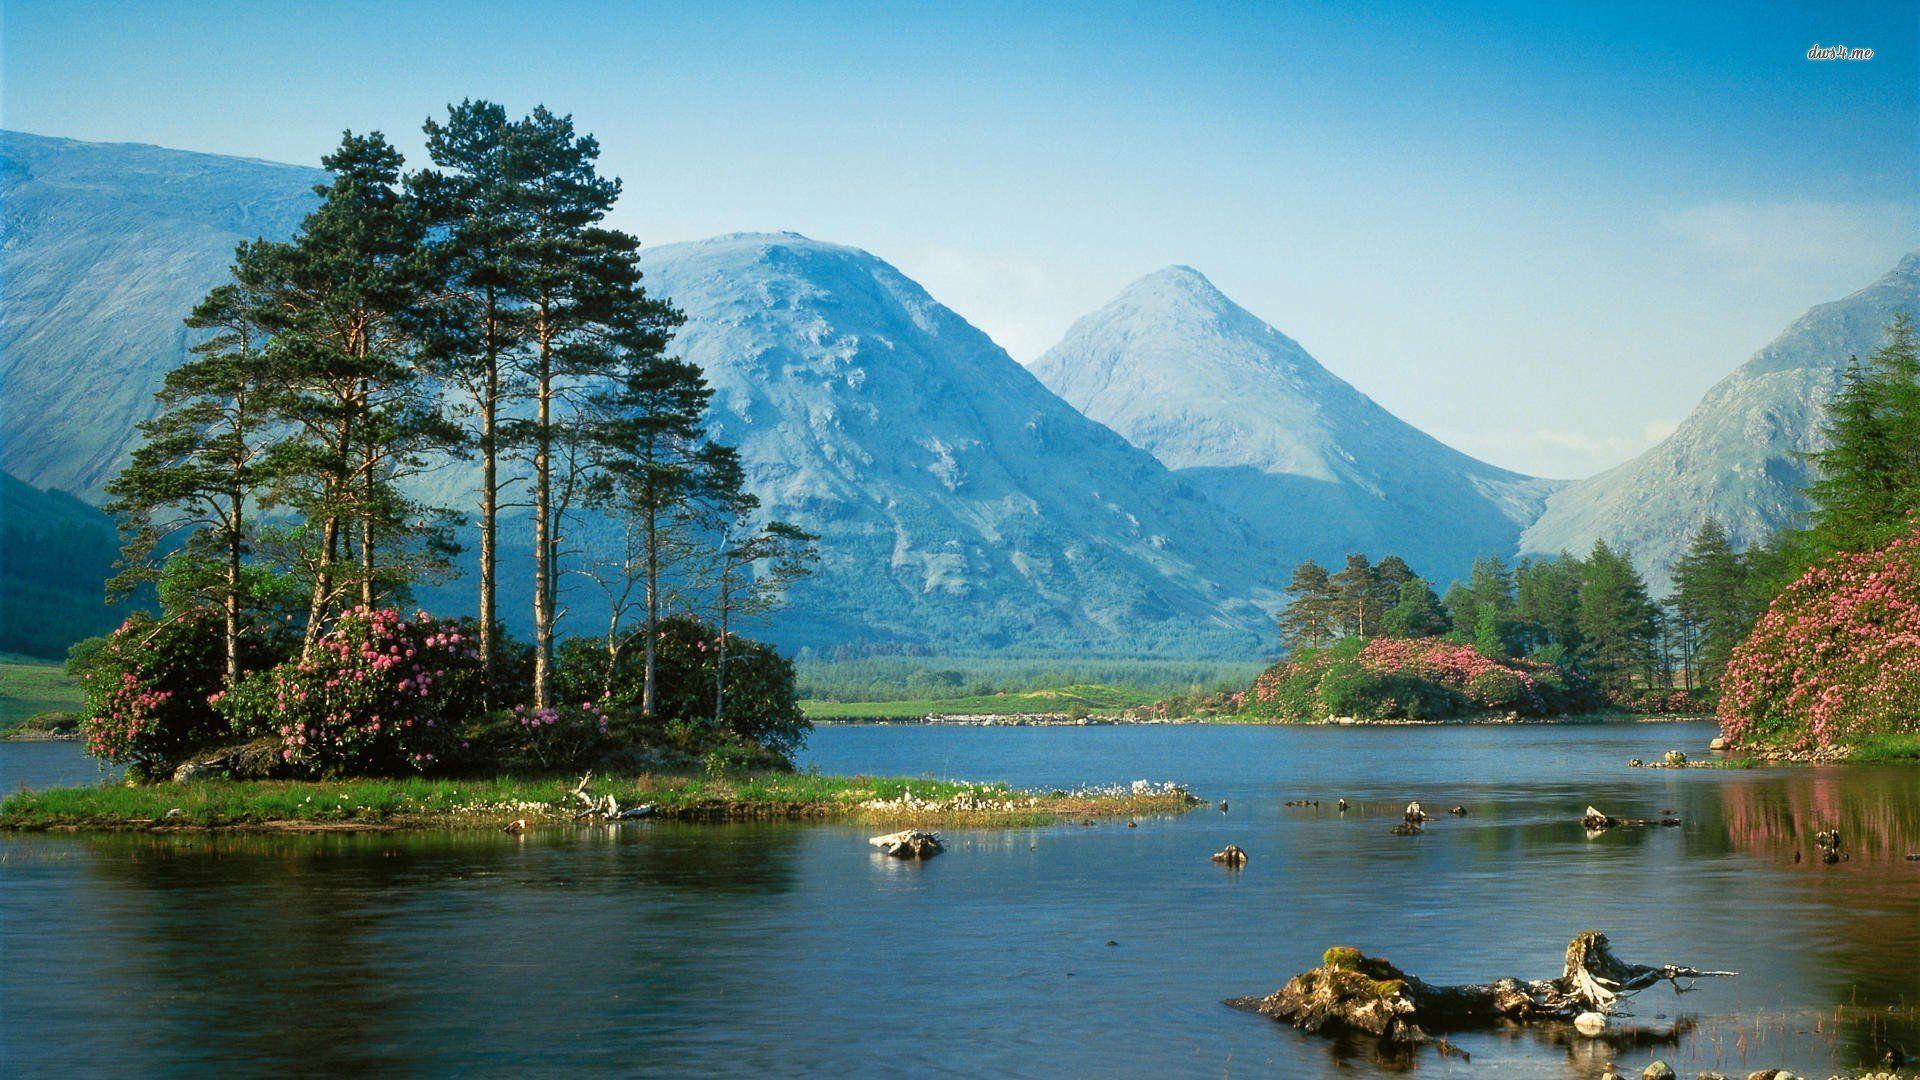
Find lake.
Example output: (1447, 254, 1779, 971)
(4, 722, 1918, 1077)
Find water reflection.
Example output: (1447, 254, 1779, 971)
(5, 725, 1920, 1077)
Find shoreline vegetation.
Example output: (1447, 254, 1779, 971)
(0, 773, 1201, 832)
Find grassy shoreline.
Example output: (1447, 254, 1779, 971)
(0, 772, 1200, 833)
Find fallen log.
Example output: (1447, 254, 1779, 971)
(1582, 806, 1681, 831)
(1229, 931, 1734, 1046)
(870, 829, 943, 859)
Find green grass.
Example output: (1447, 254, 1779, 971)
(797, 655, 1263, 705)
(801, 682, 1168, 719)
(0, 771, 1200, 831)
(1844, 733, 1920, 762)
(0, 654, 82, 731)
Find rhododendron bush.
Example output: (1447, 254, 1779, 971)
(220, 607, 486, 777)
(1244, 637, 1601, 722)
(1718, 532, 1920, 751)
(74, 612, 234, 779)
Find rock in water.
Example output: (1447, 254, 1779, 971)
(869, 829, 944, 859)
(1663, 749, 1687, 766)
(1709, 736, 1728, 752)
(1814, 829, 1844, 864)
(1641, 1060, 1675, 1080)
(1211, 844, 1248, 867)
(1573, 1011, 1607, 1035)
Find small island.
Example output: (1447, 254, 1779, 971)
(0, 772, 1198, 832)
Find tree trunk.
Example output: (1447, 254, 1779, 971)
(641, 502, 658, 719)
(304, 513, 339, 656)
(225, 497, 243, 686)
(359, 470, 375, 609)
(1233, 932, 1735, 1046)
(532, 329, 554, 711)
(478, 342, 498, 685)
(713, 576, 729, 727)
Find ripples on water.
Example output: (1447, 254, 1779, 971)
(3, 722, 1918, 1077)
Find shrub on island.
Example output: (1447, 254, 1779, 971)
(1244, 636, 1603, 722)
(218, 607, 487, 777)
(72, 611, 293, 780)
(554, 614, 808, 758)
(1718, 530, 1920, 753)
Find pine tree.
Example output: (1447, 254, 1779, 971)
(103, 282, 277, 685)
(703, 446, 817, 725)
(1381, 577, 1449, 637)
(595, 352, 711, 718)
(502, 107, 680, 709)
(1804, 314, 1920, 552)
(1279, 560, 1335, 650)
(1515, 555, 1584, 656)
(1329, 554, 1381, 638)
(238, 132, 443, 650)
(1670, 518, 1749, 690)
(1576, 540, 1659, 691)
(415, 99, 532, 684)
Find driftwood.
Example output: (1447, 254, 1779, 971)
(567, 774, 653, 822)
(1582, 806, 1681, 831)
(870, 829, 943, 859)
(1211, 844, 1248, 866)
(1231, 932, 1735, 1045)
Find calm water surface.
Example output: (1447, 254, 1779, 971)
(4, 722, 1919, 1078)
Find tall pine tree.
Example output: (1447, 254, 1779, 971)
(104, 281, 278, 685)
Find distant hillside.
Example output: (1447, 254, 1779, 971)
(1521, 253, 1920, 586)
(0, 471, 124, 658)
(1031, 266, 1559, 585)
(639, 234, 1276, 654)
(0, 130, 321, 497)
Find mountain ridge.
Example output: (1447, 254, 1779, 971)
(1519, 251, 1920, 585)
(1031, 264, 1560, 585)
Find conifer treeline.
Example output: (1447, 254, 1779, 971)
(1276, 314, 1920, 702)
(104, 101, 816, 714)
(1279, 546, 1671, 693)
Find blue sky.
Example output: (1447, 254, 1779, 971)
(4, 0, 1916, 477)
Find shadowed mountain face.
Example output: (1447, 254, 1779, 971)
(638, 234, 1274, 653)
(1520, 253, 1920, 586)
(0, 131, 324, 497)
(1030, 266, 1560, 585)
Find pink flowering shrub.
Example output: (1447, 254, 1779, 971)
(1243, 636, 1601, 722)
(220, 607, 485, 777)
(74, 612, 233, 778)
(1718, 532, 1920, 751)
(510, 700, 612, 769)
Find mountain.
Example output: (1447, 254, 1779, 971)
(0, 130, 323, 497)
(1520, 253, 1920, 586)
(0, 132, 1274, 654)
(639, 234, 1273, 653)
(0, 471, 127, 658)
(1030, 266, 1559, 585)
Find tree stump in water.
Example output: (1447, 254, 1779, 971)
(869, 829, 943, 859)
(1229, 932, 1734, 1046)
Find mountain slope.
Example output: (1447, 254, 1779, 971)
(0, 471, 127, 658)
(1031, 267, 1559, 584)
(640, 234, 1274, 653)
(1520, 253, 1920, 585)
(0, 130, 322, 496)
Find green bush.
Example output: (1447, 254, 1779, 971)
(555, 615, 808, 758)
(73, 612, 288, 779)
